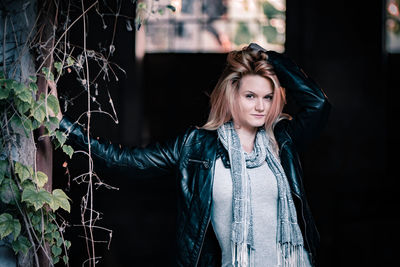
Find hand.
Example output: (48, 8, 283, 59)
(247, 43, 267, 53)
(48, 80, 63, 121)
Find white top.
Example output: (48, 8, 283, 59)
(210, 158, 279, 266)
(210, 157, 313, 266)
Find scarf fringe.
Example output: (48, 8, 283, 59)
(231, 241, 254, 267)
(231, 242, 306, 267)
(277, 243, 306, 267)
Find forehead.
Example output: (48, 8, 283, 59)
(239, 75, 274, 94)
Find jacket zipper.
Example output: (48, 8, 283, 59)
(188, 158, 210, 169)
(194, 155, 214, 267)
(194, 216, 211, 267)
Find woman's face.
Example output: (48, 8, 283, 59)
(234, 74, 274, 132)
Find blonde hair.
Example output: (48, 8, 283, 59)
(202, 46, 288, 138)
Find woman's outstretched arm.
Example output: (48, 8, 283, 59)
(57, 115, 189, 178)
(48, 80, 186, 178)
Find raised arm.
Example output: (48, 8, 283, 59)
(58, 115, 187, 178)
(265, 49, 331, 150)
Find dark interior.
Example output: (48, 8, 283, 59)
(53, 0, 397, 266)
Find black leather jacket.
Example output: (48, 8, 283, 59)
(59, 50, 330, 266)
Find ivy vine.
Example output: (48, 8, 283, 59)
(0, 64, 74, 264)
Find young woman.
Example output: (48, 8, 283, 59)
(57, 43, 330, 267)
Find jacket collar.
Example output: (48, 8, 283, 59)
(216, 138, 231, 168)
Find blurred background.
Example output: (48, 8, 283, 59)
(52, 0, 398, 266)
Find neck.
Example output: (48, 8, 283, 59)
(234, 124, 257, 153)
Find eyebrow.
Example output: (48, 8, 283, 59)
(244, 90, 273, 96)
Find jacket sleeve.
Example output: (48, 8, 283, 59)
(58, 115, 187, 178)
(266, 50, 331, 150)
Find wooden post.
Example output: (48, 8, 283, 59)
(35, 0, 57, 266)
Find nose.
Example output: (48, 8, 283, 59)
(255, 98, 265, 112)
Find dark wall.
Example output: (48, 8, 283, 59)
(54, 0, 397, 266)
(285, 1, 394, 266)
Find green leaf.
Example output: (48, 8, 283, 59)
(55, 131, 67, 147)
(29, 82, 38, 94)
(29, 76, 37, 83)
(22, 187, 53, 211)
(10, 115, 22, 130)
(50, 189, 71, 212)
(31, 117, 42, 130)
(45, 221, 57, 234)
(0, 178, 20, 204)
(64, 240, 71, 249)
(31, 100, 46, 122)
(44, 232, 53, 244)
(56, 235, 63, 247)
(38, 92, 45, 101)
(54, 62, 63, 75)
(0, 86, 10, 99)
(46, 94, 60, 115)
(13, 82, 26, 94)
(51, 244, 62, 257)
(63, 255, 69, 264)
(0, 213, 21, 241)
(44, 116, 59, 134)
(42, 67, 54, 82)
(49, 116, 60, 125)
(66, 56, 74, 67)
(4, 79, 16, 90)
(53, 256, 60, 264)
(20, 180, 34, 192)
(13, 115, 33, 137)
(53, 230, 60, 240)
(44, 121, 54, 135)
(29, 212, 42, 233)
(16, 88, 33, 104)
(15, 162, 33, 183)
(62, 145, 74, 159)
(22, 117, 33, 133)
(12, 235, 31, 255)
(14, 97, 31, 114)
(34, 171, 48, 188)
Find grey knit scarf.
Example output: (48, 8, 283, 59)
(217, 121, 306, 267)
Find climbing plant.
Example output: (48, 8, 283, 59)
(0, 69, 72, 265)
(0, 0, 174, 266)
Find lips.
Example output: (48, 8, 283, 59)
(252, 114, 265, 118)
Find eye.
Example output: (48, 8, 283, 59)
(245, 94, 255, 99)
(264, 94, 273, 100)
